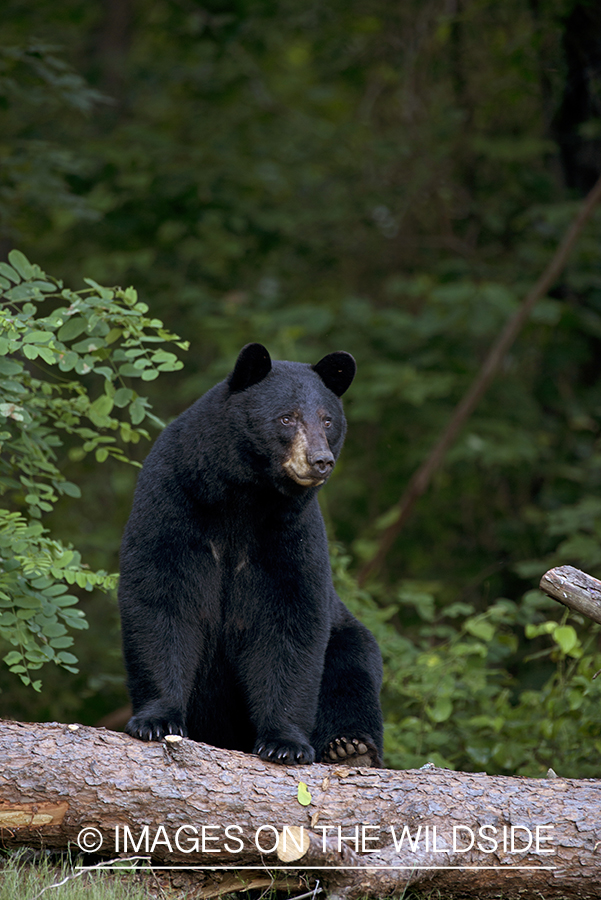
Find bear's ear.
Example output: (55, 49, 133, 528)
(312, 351, 356, 397)
(228, 343, 272, 392)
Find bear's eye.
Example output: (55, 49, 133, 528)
(323, 417, 332, 428)
(280, 415, 295, 426)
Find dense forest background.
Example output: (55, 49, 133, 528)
(2, 0, 601, 777)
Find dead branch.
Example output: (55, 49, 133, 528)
(540, 565, 601, 625)
(358, 172, 601, 585)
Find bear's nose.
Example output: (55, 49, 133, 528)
(308, 451, 335, 476)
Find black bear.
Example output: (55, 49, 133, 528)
(118, 343, 383, 766)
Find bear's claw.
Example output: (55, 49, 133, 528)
(125, 714, 187, 743)
(323, 736, 379, 767)
(255, 739, 315, 765)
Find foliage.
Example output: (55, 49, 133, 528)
(0, 40, 105, 242)
(333, 548, 601, 777)
(0, 249, 186, 689)
(1, 0, 601, 779)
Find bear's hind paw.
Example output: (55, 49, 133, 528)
(323, 736, 379, 767)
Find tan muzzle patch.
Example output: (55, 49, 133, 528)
(282, 426, 326, 486)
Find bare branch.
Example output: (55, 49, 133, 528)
(358, 173, 601, 585)
(539, 565, 601, 626)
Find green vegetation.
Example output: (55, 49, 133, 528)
(0, 250, 186, 689)
(1, 0, 601, 779)
(0, 850, 153, 900)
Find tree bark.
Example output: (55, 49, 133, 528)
(540, 565, 601, 625)
(1, 720, 600, 898)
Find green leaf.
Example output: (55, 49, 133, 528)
(426, 696, 453, 723)
(150, 350, 178, 364)
(297, 782, 312, 806)
(57, 317, 88, 342)
(58, 351, 78, 371)
(15, 595, 43, 608)
(22, 331, 53, 344)
(54, 594, 80, 607)
(8, 250, 34, 281)
(0, 263, 20, 284)
(83, 278, 114, 300)
(105, 328, 123, 345)
(42, 623, 68, 638)
(119, 363, 141, 377)
(59, 604, 85, 615)
(16, 608, 38, 619)
(3, 651, 22, 666)
(90, 394, 114, 419)
(553, 625, 579, 656)
(31, 576, 53, 589)
(42, 584, 69, 596)
(88, 395, 114, 426)
(5, 284, 39, 301)
(129, 398, 146, 425)
(60, 481, 82, 498)
(114, 387, 134, 407)
(49, 636, 74, 648)
(28, 281, 56, 293)
(72, 337, 105, 354)
(37, 346, 57, 365)
(0, 358, 22, 375)
(465, 619, 495, 642)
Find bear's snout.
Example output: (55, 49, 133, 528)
(283, 422, 335, 486)
(307, 447, 334, 477)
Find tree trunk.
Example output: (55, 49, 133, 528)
(1, 720, 600, 898)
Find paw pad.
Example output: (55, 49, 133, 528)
(323, 736, 375, 766)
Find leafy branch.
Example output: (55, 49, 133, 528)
(0, 250, 188, 688)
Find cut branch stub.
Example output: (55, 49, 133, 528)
(539, 565, 601, 626)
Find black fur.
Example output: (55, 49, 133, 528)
(118, 344, 383, 765)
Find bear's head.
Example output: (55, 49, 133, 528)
(227, 343, 355, 491)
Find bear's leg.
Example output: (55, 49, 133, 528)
(311, 612, 384, 767)
(236, 633, 326, 765)
(120, 594, 210, 742)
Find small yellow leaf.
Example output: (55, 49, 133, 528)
(297, 782, 312, 806)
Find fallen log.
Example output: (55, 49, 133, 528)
(1, 719, 600, 898)
(540, 565, 601, 625)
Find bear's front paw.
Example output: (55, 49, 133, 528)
(126, 712, 187, 743)
(254, 738, 315, 765)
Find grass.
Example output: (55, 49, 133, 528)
(0, 849, 465, 900)
(0, 849, 316, 900)
(0, 850, 165, 900)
